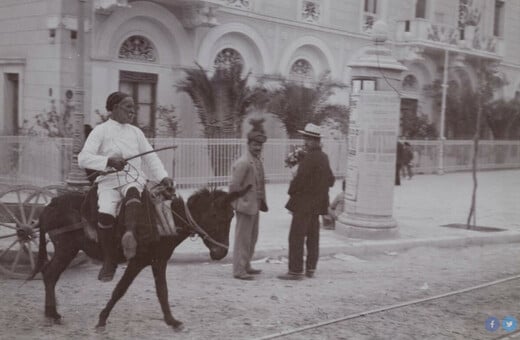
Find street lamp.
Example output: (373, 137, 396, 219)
(438, 49, 449, 175)
(65, 0, 90, 188)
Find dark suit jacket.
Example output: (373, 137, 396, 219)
(285, 146, 335, 215)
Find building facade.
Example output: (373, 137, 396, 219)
(0, 0, 519, 137)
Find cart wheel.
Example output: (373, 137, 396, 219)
(0, 185, 56, 279)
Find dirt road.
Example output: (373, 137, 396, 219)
(1, 243, 519, 339)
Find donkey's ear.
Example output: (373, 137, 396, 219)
(226, 184, 252, 204)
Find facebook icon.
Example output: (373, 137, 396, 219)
(485, 317, 500, 332)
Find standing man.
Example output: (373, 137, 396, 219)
(278, 123, 335, 280)
(401, 142, 414, 179)
(229, 118, 268, 280)
(395, 140, 404, 185)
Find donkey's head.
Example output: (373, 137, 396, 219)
(187, 185, 250, 260)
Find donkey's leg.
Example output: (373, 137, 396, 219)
(96, 259, 146, 328)
(151, 260, 183, 329)
(43, 245, 79, 322)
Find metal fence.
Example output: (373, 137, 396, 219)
(0, 137, 348, 188)
(0, 136, 519, 188)
(410, 140, 520, 174)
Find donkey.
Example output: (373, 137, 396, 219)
(29, 185, 249, 330)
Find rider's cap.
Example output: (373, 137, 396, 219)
(106, 91, 131, 112)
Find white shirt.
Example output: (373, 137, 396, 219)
(78, 119, 168, 187)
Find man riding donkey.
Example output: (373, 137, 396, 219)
(78, 91, 174, 282)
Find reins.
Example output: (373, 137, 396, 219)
(87, 145, 178, 181)
(182, 200, 229, 250)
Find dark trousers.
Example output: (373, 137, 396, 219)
(288, 211, 320, 274)
(395, 163, 401, 185)
(402, 163, 413, 178)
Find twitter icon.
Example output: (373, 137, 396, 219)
(502, 316, 518, 332)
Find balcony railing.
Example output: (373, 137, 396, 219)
(395, 19, 504, 57)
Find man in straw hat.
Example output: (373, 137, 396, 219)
(278, 123, 335, 280)
(229, 118, 268, 280)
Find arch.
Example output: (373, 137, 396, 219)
(279, 36, 337, 78)
(402, 74, 419, 91)
(452, 66, 476, 93)
(93, 1, 193, 65)
(403, 60, 433, 92)
(198, 23, 271, 74)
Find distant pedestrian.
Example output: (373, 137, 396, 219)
(229, 118, 268, 281)
(395, 141, 404, 186)
(278, 123, 335, 280)
(401, 142, 414, 179)
(322, 179, 346, 230)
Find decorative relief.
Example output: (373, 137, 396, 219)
(362, 13, 376, 33)
(214, 48, 244, 69)
(222, 0, 251, 9)
(94, 0, 130, 15)
(290, 59, 314, 80)
(179, 3, 218, 29)
(426, 23, 458, 45)
(302, 1, 321, 23)
(118, 35, 156, 62)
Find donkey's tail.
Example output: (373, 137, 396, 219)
(26, 221, 48, 281)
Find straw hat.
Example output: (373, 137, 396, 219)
(297, 123, 321, 139)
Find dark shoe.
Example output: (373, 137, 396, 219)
(246, 268, 262, 275)
(234, 274, 255, 281)
(277, 272, 304, 280)
(305, 270, 315, 278)
(98, 227, 117, 282)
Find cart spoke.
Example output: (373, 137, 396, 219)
(0, 239, 18, 260)
(26, 192, 42, 225)
(0, 221, 17, 230)
(26, 242, 35, 270)
(10, 245, 22, 272)
(0, 233, 18, 240)
(0, 204, 23, 226)
(15, 190, 28, 225)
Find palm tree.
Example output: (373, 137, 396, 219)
(266, 73, 349, 138)
(177, 62, 267, 177)
(177, 62, 266, 138)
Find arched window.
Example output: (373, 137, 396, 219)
(214, 48, 244, 69)
(289, 59, 315, 82)
(402, 74, 419, 91)
(118, 35, 156, 62)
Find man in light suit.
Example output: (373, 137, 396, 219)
(229, 118, 268, 280)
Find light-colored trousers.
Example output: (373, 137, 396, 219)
(232, 212, 259, 277)
(97, 178, 143, 217)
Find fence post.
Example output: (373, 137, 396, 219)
(437, 138, 445, 175)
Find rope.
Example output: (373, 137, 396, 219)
(180, 200, 229, 250)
